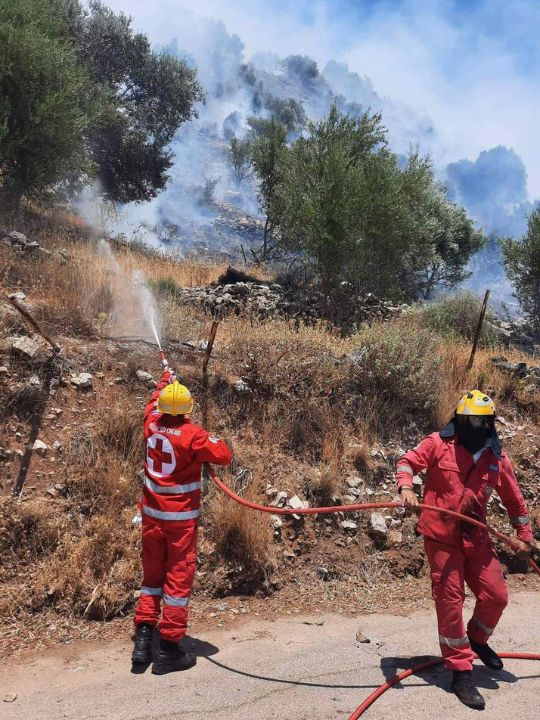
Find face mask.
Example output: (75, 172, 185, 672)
(455, 417, 490, 454)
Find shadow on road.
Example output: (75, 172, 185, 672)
(130, 632, 220, 674)
(379, 655, 530, 695)
(203, 655, 383, 690)
(184, 635, 220, 658)
(380, 655, 442, 691)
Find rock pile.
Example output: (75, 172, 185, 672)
(213, 202, 264, 245)
(174, 270, 405, 331)
(6, 335, 50, 360)
(1, 229, 70, 261)
(490, 318, 540, 349)
(492, 356, 540, 388)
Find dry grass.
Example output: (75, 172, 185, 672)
(0, 498, 63, 560)
(112, 240, 274, 288)
(305, 426, 345, 502)
(27, 512, 140, 620)
(207, 482, 276, 595)
(435, 335, 540, 425)
(1, 208, 539, 639)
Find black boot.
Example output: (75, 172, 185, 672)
(152, 638, 196, 675)
(452, 670, 485, 710)
(132, 623, 154, 665)
(470, 639, 504, 670)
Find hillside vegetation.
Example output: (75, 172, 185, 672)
(1, 211, 539, 655)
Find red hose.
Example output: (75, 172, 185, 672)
(207, 468, 540, 575)
(207, 468, 540, 717)
(349, 653, 540, 719)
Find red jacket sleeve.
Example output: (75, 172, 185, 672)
(144, 370, 171, 421)
(395, 434, 437, 491)
(498, 455, 533, 543)
(191, 429, 232, 466)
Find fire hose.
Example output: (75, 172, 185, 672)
(207, 466, 540, 572)
(205, 466, 540, 718)
(159, 354, 540, 715)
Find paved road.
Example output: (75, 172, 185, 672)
(1, 591, 539, 720)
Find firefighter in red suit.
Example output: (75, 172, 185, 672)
(396, 390, 532, 709)
(132, 367, 232, 674)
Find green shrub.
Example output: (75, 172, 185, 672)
(154, 276, 182, 298)
(419, 292, 500, 345)
(502, 207, 540, 335)
(348, 319, 444, 430)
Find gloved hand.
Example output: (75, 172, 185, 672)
(459, 488, 482, 518)
(161, 357, 169, 369)
(514, 539, 531, 562)
(400, 487, 419, 512)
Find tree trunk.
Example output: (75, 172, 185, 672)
(0, 187, 23, 220)
(262, 216, 269, 261)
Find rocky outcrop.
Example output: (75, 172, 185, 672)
(173, 271, 405, 332)
(492, 356, 540, 388)
(489, 318, 540, 350)
(1, 229, 70, 261)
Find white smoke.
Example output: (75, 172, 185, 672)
(75, 2, 539, 313)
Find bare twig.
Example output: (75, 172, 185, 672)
(201, 321, 220, 427)
(466, 289, 490, 372)
(5, 294, 61, 352)
(202, 320, 220, 390)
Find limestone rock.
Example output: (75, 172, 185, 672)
(7, 335, 49, 360)
(135, 370, 156, 388)
(33, 440, 48, 457)
(271, 491, 288, 508)
(369, 512, 388, 545)
(233, 379, 251, 394)
(288, 495, 306, 511)
(70, 373, 93, 389)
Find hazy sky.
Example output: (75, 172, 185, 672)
(105, 0, 540, 197)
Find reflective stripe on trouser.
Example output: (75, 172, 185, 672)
(424, 537, 508, 671)
(163, 594, 190, 607)
(134, 519, 198, 641)
(470, 616, 495, 637)
(439, 634, 469, 648)
(140, 586, 163, 596)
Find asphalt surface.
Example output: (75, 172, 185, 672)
(1, 591, 539, 720)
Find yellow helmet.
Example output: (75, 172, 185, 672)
(157, 381, 193, 415)
(456, 390, 495, 417)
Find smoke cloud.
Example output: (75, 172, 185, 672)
(446, 146, 533, 236)
(106, 0, 540, 196)
(82, 1, 540, 307)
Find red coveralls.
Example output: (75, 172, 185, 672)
(134, 371, 232, 641)
(396, 426, 532, 671)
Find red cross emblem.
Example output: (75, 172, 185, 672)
(146, 434, 176, 477)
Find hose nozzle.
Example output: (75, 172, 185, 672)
(159, 350, 177, 383)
